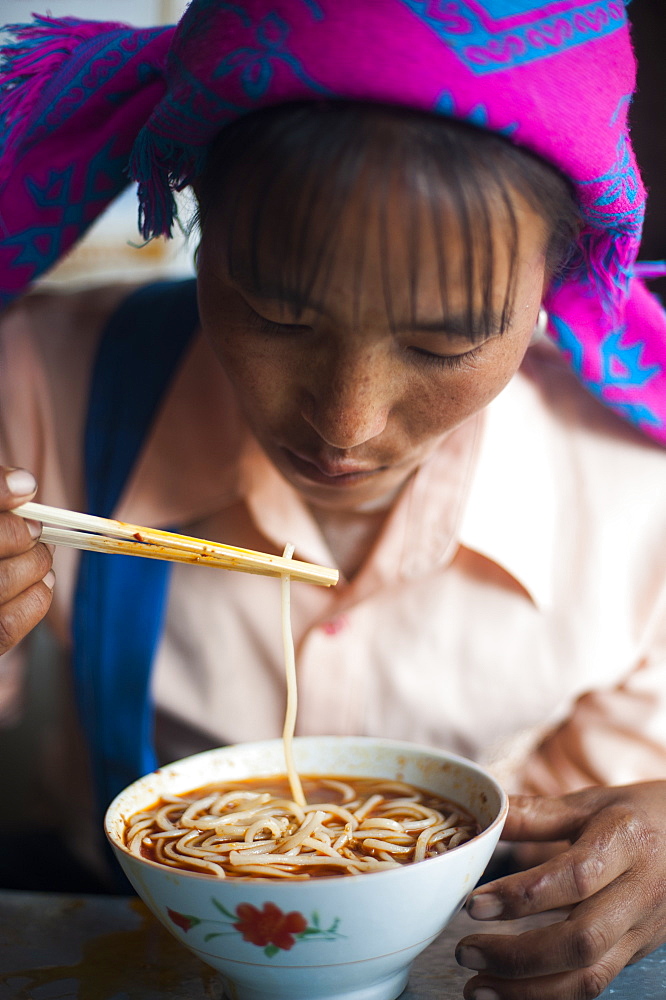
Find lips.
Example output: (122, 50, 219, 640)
(284, 448, 383, 485)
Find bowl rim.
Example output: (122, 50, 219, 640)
(105, 735, 509, 883)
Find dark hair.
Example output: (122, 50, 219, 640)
(193, 101, 581, 341)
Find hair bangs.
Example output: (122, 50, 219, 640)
(194, 103, 577, 340)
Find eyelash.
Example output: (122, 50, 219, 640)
(245, 305, 308, 335)
(244, 305, 482, 370)
(409, 346, 483, 370)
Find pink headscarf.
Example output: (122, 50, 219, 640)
(1, 1, 665, 443)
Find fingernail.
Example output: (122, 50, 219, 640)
(42, 570, 56, 590)
(467, 893, 503, 920)
(457, 945, 487, 970)
(6, 469, 37, 497)
(26, 519, 42, 540)
(472, 989, 500, 1000)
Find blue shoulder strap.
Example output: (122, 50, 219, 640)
(71, 278, 199, 815)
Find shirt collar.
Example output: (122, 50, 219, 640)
(458, 353, 559, 610)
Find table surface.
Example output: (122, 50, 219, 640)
(0, 889, 664, 1000)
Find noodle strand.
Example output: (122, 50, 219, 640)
(281, 542, 306, 807)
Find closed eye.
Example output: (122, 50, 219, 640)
(245, 303, 310, 335)
(409, 345, 484, 370)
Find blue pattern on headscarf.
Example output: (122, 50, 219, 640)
(599, 329, 660, 388)
(213, 10, 331, 98)
(580, 132, 644, 233)
(434, 90, 518, 135)
(398, 0, 625, 73)
(15, 26, 163, 145)
(0, 140, 128, 311)
(299, 0, 325, 18)
(549, 312, 661, 428)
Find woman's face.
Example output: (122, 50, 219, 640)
(197, 177, 548, 512)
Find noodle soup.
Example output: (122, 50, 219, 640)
(106, 736, 508, 1000)
(124, 774, 481, 879)
(106, 545, 498, 1000)
(105, 573, 506, 998)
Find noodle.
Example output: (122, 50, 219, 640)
(124, 777, 480, 878)
(280, 542, 305, 807)
(122, 541, 481, 878)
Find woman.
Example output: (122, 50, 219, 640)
(1, 3, 665, 998)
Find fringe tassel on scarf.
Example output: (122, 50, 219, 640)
(0, 16, 128, 186)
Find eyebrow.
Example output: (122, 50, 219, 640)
(231, 273, 502, 340)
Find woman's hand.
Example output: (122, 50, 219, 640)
(0, 467, 54, 655)
(457, 782, 666, 999)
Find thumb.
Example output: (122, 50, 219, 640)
(0, 467, 38, 509)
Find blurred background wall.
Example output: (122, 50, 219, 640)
(3, 1, 188, 26)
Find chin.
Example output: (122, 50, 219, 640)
(263, 441, 412, 511)
(290, 471, 406, 513)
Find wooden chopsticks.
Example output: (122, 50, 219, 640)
(12, 502, 339, 588)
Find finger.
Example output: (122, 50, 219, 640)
(0, 577, 55, 655)
(460, 937, 642, 1000)
(502, 790, 613, 843)
(469, 810, 637, 920)
(0, 510, 43, 557)
(459, 872, 647, 978)
(0, 468, 37, 509)
(630, 924, 666, 963)
(0, 544, 53, 604)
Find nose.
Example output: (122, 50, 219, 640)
(300, 351, 391, 450)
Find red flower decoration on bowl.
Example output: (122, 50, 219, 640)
(233, 902, 308, 951)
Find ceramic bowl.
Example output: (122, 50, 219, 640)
(105, 736, 508, 1000)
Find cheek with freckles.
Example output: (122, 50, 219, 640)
(403, 336, 533, 440)
(209, 331, 291, 429)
